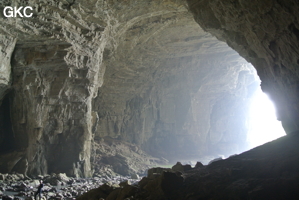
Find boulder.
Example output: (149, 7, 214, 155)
(56, 173, 70, 183)
(44, 173, 69, 185)
(147, 167, 171, 179)
(0, 173, 6, 180)
(171, 162, 192, 172)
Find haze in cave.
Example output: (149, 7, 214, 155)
(0, 0, 299, 199)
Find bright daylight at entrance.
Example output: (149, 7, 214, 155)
(248, 86, 286, 148)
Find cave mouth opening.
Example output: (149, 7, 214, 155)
(0, 91, 15, 154)
(203, 65, 286, 164)
(247, 87, 286, 149)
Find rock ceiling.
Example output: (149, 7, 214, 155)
(187, 0, 299, 134)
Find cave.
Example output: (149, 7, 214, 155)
(0, 0, 298, 199)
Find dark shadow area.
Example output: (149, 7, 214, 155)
(0, 91, 15, 154)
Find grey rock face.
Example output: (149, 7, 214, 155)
(0, 35, 16, 100)
(0, 0, 114, 177)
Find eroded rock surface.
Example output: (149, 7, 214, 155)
(0, 35, 16, 100)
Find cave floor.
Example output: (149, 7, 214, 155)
(78, 134, 299, 200)
(2, 134, 299, 200)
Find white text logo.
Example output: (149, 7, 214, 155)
(3, 6, 33, 18)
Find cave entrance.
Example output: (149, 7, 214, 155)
(203, 62, 287, 162)
(0, 92, 15, 154)
(247, 87, 286, 148)
(94, 9, 288, 169)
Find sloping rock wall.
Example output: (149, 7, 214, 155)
(187, 0, 299, 134)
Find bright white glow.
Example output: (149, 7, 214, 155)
(247, 89, 286, 148)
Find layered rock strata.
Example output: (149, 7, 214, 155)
(0, 0, 115, 177)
